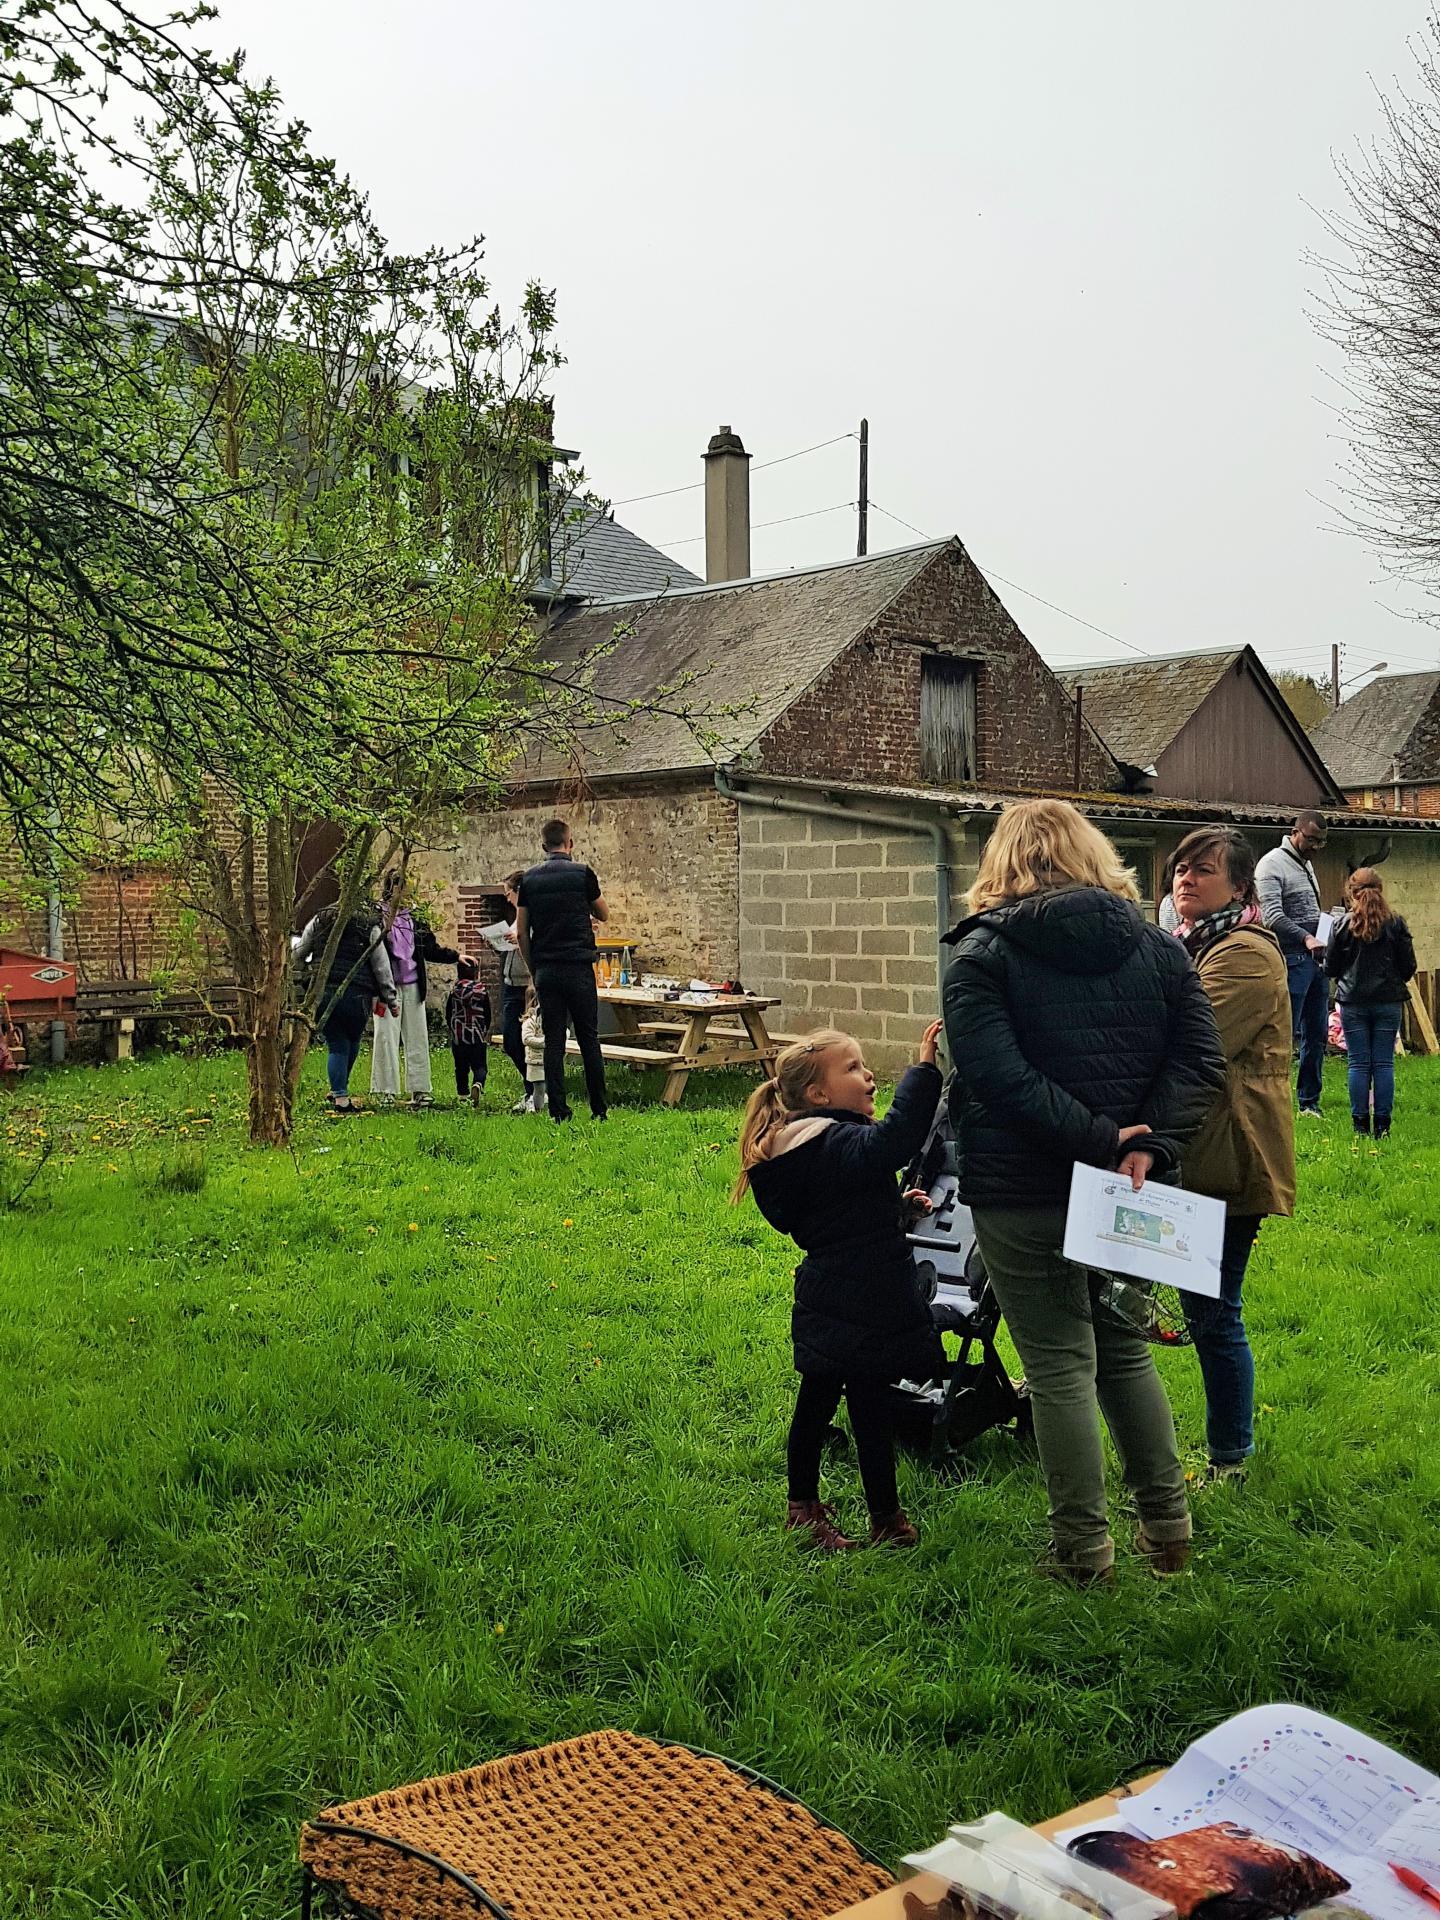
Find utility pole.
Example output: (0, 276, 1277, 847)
(1332, 642, 1341, 711)
(857, 417, 868, 557)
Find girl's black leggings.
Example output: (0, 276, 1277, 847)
(787, 1372, 899, 1519)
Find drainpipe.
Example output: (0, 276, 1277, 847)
(713, 770, 954, 984)
(47, 802, 65, 1065)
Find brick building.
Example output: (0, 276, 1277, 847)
(416, 528, 1438, 1073)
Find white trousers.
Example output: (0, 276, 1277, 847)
(370, 981, 433, 1096)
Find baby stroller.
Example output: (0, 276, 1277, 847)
(891, 1085, 1033, 1468)
(893, 1084, 1192, 1470)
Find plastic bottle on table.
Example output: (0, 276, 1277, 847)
(620, 947, 633, 987)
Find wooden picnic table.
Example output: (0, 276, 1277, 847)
(576, 986, 782, 1107)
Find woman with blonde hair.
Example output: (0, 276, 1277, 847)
(942, 799, 1225, 1584)
(734, 1023, 945, 1552)
(1325, 867, 1416, 1140)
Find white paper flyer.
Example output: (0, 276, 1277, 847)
(1063, 1162, 1223, 1298)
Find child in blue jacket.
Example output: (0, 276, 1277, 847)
(733, 1022, 944, 1551)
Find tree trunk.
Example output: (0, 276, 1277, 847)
(246, 1018, 293, 1147)
(240, 814, 302, 1146)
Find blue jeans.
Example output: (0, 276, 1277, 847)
(1339, 1001, 1401, 1126)
(321, 990, 367, 1098)
(1286, 954, 1328, 1110)
(1182, 1213, 1260, 1466)
(326, 1031, 362, 1097)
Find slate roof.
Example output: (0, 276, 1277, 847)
(739, 773, 1440, 835)
(521, 541, 948, 780)
(544, 501, 702, 602)
(1058, 651, 1238, 770)
(1307, 670, 1440, 787)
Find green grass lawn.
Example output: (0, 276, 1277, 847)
(2, 1044, 1439, 1918)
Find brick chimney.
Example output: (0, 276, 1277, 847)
(703, 425, 751, 583)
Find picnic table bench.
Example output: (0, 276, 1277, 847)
(563, 986, 786, 1107)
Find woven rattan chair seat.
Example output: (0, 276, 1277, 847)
(300, 1727, 892, 1919)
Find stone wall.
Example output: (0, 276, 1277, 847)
(1362, 833, 1440, 970)
(755, 543, 1115, 793)
(737, 799, 983, 1073)
(409, 778, 741, 992)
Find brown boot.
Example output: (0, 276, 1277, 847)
(1039, 1550, 1115, 1589)
(869, 1510, 919, 1548)
(1136, 1527, 1192, 1576)
(785, 1500, 859, 1552)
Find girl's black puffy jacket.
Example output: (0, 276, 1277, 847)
(747, 1062, 945, 1379)
(942, 887, 1226, 1210)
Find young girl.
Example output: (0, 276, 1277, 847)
(445, 957, 492, 1108)
(519, 988, 548, 1114)
(733, 1022, 945, 1551)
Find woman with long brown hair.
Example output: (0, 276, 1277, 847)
(1325, 868, 1416, 1140)
(942, 799, 1225, 1584)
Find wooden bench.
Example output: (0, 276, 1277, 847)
(566, 1039, 674, 1068)
(75, 981, 241, 1061)
(639, 1020, 806, 1048)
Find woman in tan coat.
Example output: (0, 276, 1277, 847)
(1169, 827, 1295, 1482)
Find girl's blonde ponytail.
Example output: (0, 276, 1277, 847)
(732, 1078, 789, 1201)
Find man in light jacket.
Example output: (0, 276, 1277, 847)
(1254, 811, 1328, 1117)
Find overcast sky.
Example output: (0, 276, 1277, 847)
(213, 0, 1438, 688)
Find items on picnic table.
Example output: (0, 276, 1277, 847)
(835, 1704, 1436, 1920)
(1075, 1703, 1440, 1920)
(903, 1814, 1174, 1920)
(1068, 1826, 1346, 1920)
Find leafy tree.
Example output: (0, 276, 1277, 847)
(2, 3, 714, 1144)
(142, 66, 582, 1143)
(0, 2, 339, 843)
(1272, 671, 1331, 732)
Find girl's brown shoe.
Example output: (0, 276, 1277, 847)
(1136, 1527, 1192, 1576)
(869, 1510, 919, 1548)
(785, 1500, 859, 1552)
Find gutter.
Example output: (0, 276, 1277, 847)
(713, 770, 955, 977)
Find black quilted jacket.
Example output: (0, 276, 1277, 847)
(942, 888, 1225, 1209)
(747, 1063, 946, 1379)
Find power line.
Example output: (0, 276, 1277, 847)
(868, 501, 1151, 658)
(613, 431, 857, 507)
(660, 501, 856, 548)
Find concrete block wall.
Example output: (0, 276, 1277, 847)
(738, 804, 978, 1073)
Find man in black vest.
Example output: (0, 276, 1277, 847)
(515, 818, 610, 1122)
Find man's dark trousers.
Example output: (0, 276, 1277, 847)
(1288, 952, 1328, 1110)
(534, 962, 608, 1118)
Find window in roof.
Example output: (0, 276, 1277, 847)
(920, 655, 977, 784)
